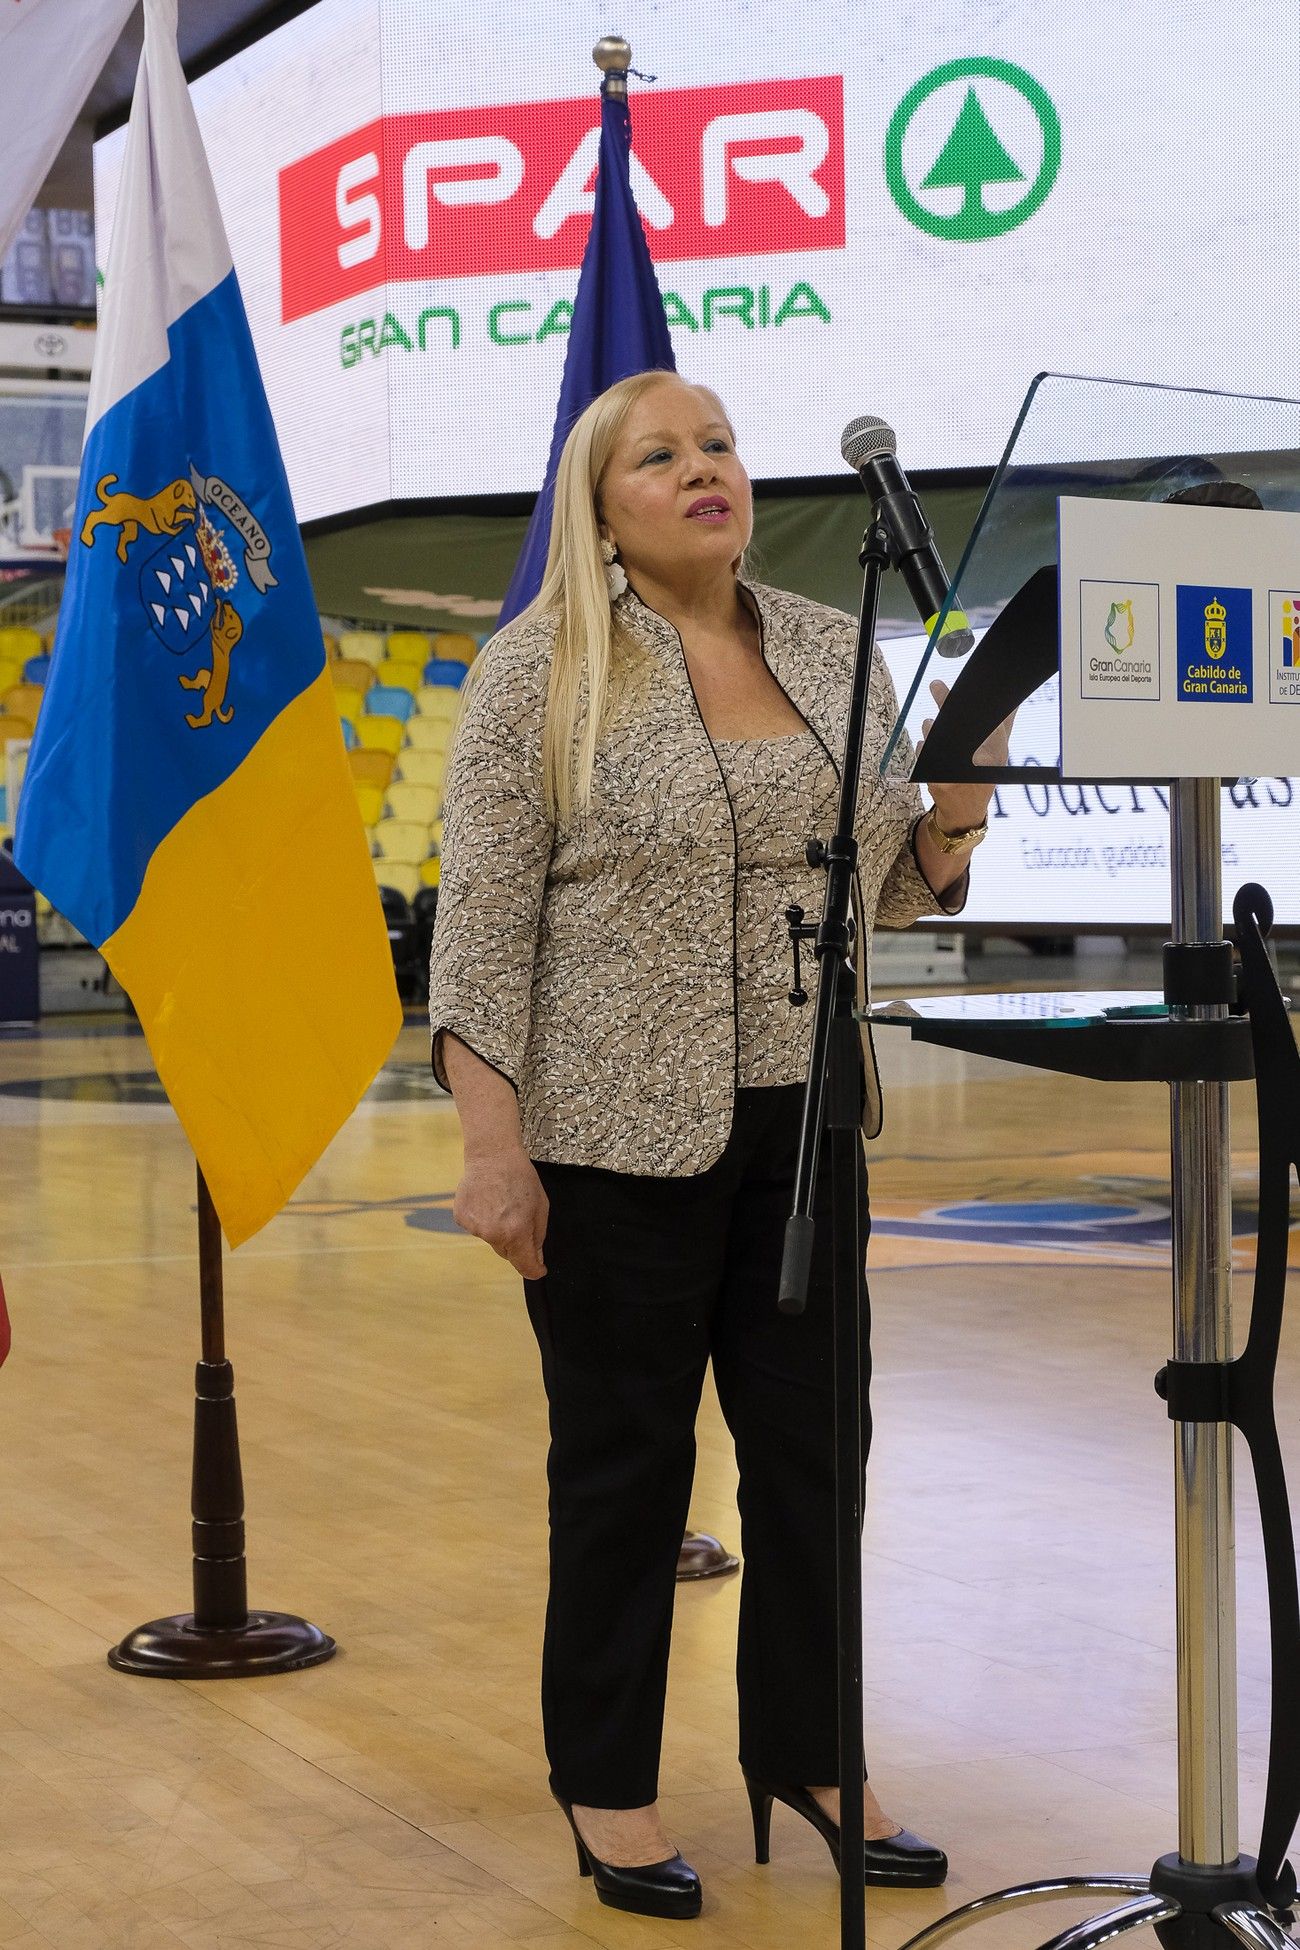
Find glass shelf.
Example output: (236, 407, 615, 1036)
(864, 990, 1253, 1083)
(868, 989, 1167, 1027)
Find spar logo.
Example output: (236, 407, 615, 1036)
(279, 77, 844, 324)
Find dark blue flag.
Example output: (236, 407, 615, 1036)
(498, 73, 675, 625)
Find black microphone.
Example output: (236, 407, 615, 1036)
(840, 416, 973, 657)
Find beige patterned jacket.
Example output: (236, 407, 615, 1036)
(428, 578, 963, 1174)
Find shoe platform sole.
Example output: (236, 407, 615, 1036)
(593, 1883, 702, 1919)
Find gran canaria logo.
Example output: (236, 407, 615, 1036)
(1104, 599, 1135, 654)
(79, 464, 278, 730)
(1203, 595, 1228, 661)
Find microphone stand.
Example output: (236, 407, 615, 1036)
(780, 515, 893, 1950)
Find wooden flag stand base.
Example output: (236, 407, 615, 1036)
(108, 1165, 336, 1679)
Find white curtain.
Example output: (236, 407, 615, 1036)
(0, 0, 138, 263)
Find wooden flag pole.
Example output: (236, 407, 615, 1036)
(108, 1163, 336, 1677)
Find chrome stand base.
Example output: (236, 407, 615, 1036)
(895, 1879, 1153, 1950)
(1038, 1895, 1180, 1948)
(1215, 1909, 1300, 1949)
(895, 1875, 1299, 1950)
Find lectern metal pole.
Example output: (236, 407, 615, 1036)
(1168, 778, 1240, 1869)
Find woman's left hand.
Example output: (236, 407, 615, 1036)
(920, 678, 1016, 833)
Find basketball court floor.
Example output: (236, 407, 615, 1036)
(2, 1004, 1298, 1949)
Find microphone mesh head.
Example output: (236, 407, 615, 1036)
(841, 415, 897, 469)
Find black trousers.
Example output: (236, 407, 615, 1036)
(523, 1082, 871, 1809)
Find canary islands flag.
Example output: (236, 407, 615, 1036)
(14, 0, 401, 1246)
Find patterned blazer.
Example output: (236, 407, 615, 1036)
(428, 577, 962, 1175)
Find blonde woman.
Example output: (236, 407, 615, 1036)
(428, 371, 996, 1922)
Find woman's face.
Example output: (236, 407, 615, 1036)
(596, 381, 753, 592)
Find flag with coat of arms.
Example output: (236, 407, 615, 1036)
(14, 0, 401, 1246)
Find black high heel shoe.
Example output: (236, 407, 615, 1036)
(549, 1785, 703, 1919)
(742, 1772, 948, 1888)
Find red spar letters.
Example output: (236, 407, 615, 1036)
(279, 76, 844, 323)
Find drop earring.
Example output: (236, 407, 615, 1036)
(600, 536, 628, 600)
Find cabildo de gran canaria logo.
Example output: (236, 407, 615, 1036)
(1176, 583, 1252, 702)
(79, 465, 278, 729)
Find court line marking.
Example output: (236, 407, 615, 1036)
(2, 1240, 449, 1271)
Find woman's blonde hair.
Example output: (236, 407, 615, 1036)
(467, 369, 739, 827)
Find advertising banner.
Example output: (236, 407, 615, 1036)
(88, 0, 1299, 930)
(93, 0, 1300, 523)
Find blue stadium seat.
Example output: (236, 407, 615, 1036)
(340, 716, 358, 749)
(365, 685, 415, 723)
(22, 654, 50, 684)
(421, 658, 468, 688)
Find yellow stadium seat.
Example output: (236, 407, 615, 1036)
(372, 858, 421, 902)
(372, 818, 430, 865)
(385, 781, 440, 826)
(416, 684, 461, 721)
(322, 630, 340, 661)
(387, 630, 431, 664)
(349, 748, 395, 789)
(3, 684, 42, 723)
(334, 686, 365, 725)
(0, 715, 34, 745)
(0, 626, 42, 663)
(433, 631, 478, 662)
(394, 746, 446, 788)
(338, 629, 385, 666)
(404, 714, 452, 753)
(419, 856, 442, 888)
(331, 657, 376, 695)
(375, 658, 422, 694)
(0, 660, 22, 697)
(354, 782, 385, 828)
(358, 714, 406, 757)
(430, 818, 444, 851)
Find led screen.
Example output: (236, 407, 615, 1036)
(93, 0, 1300, 523)
(90, 1, 1299, 928)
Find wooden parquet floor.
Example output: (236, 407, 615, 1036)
(0, 1014, 1297, 1949)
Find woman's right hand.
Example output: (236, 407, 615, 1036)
(452, 1147, 549, 1280)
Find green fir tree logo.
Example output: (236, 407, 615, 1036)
(885, 59, 1061, 242)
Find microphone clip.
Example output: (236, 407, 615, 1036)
(868, 488, 934, 569)
(785, 903, 817, 1007)
(858, 517, 894, 572)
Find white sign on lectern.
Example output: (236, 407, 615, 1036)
(1058, 496, 1300, 777)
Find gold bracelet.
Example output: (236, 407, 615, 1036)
(925, 806, 988, 854)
